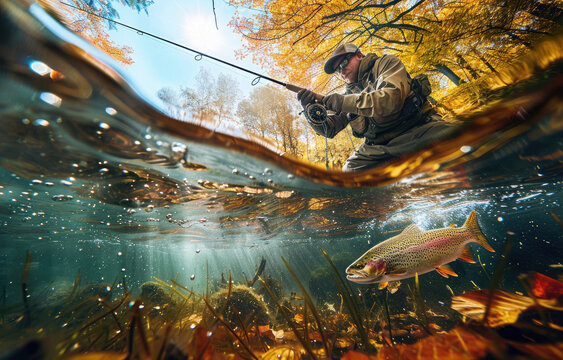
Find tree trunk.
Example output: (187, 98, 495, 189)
(471, 48, 500, 74)
(456, 55, 479, 80)
(527, 1, 563, 23)
(434, 64, 462, 86)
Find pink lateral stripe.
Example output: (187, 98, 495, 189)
(404, 235, 464, 252)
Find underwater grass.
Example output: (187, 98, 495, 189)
(257, 274, 318, 360)
(281, 256, 330, 357)
(3, 238, 561, 360)
(413, 273, 432, 336)
(484, 231, 514, 325)
(320, 249, 369, 349)
(517, 273, 549, 329)
(165, 278, 259, 360)
(69, 268, 81, 300)
(21, 250, 31, 327)
(384, 292, 394, 345)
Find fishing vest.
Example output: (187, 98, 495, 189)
(348, 73, 433, 145)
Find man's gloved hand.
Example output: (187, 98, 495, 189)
(297, 89, 317, 110)
(322, 93, 344, 114)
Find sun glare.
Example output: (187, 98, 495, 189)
(182, 13, 225, 54)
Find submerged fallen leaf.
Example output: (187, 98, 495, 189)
(344, 326, 488, 360)
(341, 350, 376, 360)
(380, 326, 488, 359)
(526, 272, 563, 299)
(261, 346, 303, 360)
(63, 352, 127, 360)
(452, 288, 563, 327)
(506, 341, 563, 360)
(451, 289, 530, 326)
(259, 325, 275, 341)
(387, 281, 401, 294)
(334, 338, 354, 349)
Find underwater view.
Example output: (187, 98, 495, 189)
(1, 0, 562, 359)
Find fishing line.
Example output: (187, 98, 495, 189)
(60, 1, 338, 169)
(59, 1, 289, 88)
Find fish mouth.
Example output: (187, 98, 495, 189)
(346, 270, 378, 284)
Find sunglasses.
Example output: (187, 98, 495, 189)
(337, 52, 356, 73)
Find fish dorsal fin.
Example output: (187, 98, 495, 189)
(459, 246, 476, 263)
(400, 224, 422, 237)
(378, 281, 389, 290)
(449, 224, 456, 228)
(436, 264, 459, 278)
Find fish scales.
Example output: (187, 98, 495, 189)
(346, 211, 495, 286)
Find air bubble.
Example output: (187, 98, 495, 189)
(33, 119, 50, 127)
(105, 107, 118, 116)
(39, 92, 62, 107)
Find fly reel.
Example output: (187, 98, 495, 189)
(304, 102, 328, 125)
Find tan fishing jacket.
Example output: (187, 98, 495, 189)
(311, 53, 413, 140)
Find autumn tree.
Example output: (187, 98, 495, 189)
(39, 0, 155, 65)
(227, 0, 561, 92)
(158, 68, 240, 129)
(236, 85, 304, 156)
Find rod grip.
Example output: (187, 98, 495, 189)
(285, 84, 324, 102)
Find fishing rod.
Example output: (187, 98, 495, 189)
(60, 1, 332, 168)
(59, 2, 323, 100)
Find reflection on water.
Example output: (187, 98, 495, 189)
(0, 0, 562, 359)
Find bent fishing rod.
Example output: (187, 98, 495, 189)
(59, 2, 324, 102)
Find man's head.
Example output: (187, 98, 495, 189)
(324, 43, 364, 83)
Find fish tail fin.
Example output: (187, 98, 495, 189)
(463, 210, 495, 252)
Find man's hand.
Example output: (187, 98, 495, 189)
(322, 93, 344, 113)
(297, 89, 318, 110)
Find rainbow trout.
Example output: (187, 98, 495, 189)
(346, 210, 494, 290)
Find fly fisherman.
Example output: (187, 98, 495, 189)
(298, 43, 454, 172)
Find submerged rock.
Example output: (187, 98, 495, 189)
(206, 285, 270, 327)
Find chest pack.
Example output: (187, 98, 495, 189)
(351, 72, 433, 143)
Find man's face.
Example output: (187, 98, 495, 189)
(335, 52, 362, 83)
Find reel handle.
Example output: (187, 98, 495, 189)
(285, 84, 324, 102)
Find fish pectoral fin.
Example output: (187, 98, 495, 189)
(436, 264, 458, 277)
(435, 267, 449, 278)
(459, 246, 476, 263)
(378, 281, 389, 290)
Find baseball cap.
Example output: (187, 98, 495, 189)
(324, 43, 360, 74)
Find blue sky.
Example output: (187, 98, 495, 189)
(105, 0, 268, 108)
